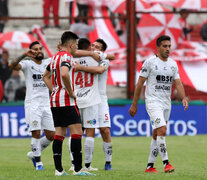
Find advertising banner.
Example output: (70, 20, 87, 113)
(0, 104, 207, 138)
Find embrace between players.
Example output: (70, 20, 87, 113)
(9, 32, 188, 176)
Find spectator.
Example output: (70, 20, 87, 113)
(69, 16, 94, 38)
(0, 49, 12, 86)
(0, 0, 8, 33)
(200, 20, 207, 41)
(0, 80, 3, 102)
(65, 0, 74, 25)
(178, 9, 193, 41)
(4, 70, 25, 102)
(43, 0, 60, 28)
(77, 0, 89, 24)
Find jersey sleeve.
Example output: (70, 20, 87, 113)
(100, 60, 109, 70)
(61, 53, 72, 69)
(140, 59, 150, 78)
(173, 63, 180, 80)
(19, 60, 27, 70)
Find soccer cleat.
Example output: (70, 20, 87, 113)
(68, 164, 74, 171)
(104, 164, 113, 171)
(36, 165, 44, 171)
(55, 170, 68, 176)
(73, 171, 96, 176)
(164, 163, 175, 173)
(82, 166, 98, 171)
(27, 151, 36, 168)
(145, 167, 158, 173)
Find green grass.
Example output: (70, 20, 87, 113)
(0, 136, 207, 180)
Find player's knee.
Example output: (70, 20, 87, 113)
(157, 126, 167, 136)
(100, 127, 110, 136)
(45, 132, 55, 141)
(31, 130, 41, 138)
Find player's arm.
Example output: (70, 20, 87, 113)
(61, 66, 76, 98)
(74, 61, 106, 74)
(174, 79, 188, 111)
(129, 76, 146, 117)
(9, 49, 37, 70)
(43, 67, 53, 92)
(74, 50, 100, 61)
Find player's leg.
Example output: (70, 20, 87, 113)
(82, 105, 99, 171)
(30, 130, 43, 170)
(145, 129, 159, 173)
(99, 101, 112, 170)
(26, 105, 44, 170)
(53, 127, 68, 176)
(51, 106, 69, 176)
(52, 0, 60, 27)
(43, 0, 50, 27)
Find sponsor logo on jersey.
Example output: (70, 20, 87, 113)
(87, 119, 97, 125)
(32, 74, 43, 81)
(155, 84, 170, 91)
(156, 75, 173, 84)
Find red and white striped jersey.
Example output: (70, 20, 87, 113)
(48, 51, 76, 107)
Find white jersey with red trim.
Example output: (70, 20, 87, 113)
(49, 51, 76, 107)
(140, 55, 180, 107)
(73, 56, 101, 108)
(19, 58, 51, 106)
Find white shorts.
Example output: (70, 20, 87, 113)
(25, 104, 55, 132)
(80, 105, 99, 128)
(146, 102, 171, 130)
(98, 96, 111, 128)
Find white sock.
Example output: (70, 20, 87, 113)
(157, 136, 168, 161)
(40, 136, 52, 151)
(147, 138, 158, 168)
(68, 136, 74, 163)
(31, 137, 41, 157)
(84, 137, 94, 164)
(103, 141, 112, 162)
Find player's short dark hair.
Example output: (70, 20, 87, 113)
(156, 35, 171, 47)
(78, 38, 91, 50)
(95, 38, 107, 51)
(61, 31, 79, 46)
(29, 41, 40, 49)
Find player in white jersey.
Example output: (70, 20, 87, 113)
(129, 35, 188, 173)
(73, 39, 114, 171)
(9, 41, 55, 171)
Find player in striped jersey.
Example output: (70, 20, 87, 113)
(9, 41, 55, 171)
(43, 31, 95, 176)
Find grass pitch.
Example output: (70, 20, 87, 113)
(0, 136, 207, 180)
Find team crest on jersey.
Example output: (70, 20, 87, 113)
(87, 119, 97, 125)
(171, 66, 175, 72)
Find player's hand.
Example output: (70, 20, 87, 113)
(69, 91, 76, 99)
(129, 104, 137, 117)
(24, 49, 37, 58)
(74, 61, 81, 71)
(182, 98, 188, 111)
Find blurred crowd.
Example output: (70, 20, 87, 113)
(0, 0, 207, 102)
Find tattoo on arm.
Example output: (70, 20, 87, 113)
(11, 54, 26, 67)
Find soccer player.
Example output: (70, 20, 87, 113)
(9, 41, 55, 171)
(129, 35, 189, 173)
(43, 31, 95, 176)
(74, 39, 114, 170)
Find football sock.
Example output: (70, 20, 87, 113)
(103, 141, 112, 163)
(52, 135, 64, 172)
(147, 138, 158, 168)
(163, 160, 169, 167)
(157, 136, 168, 163)
(31, 137, 41, 163)
(68, 136, 74, 165)
(40, 136, 52, 151)
(71, 134, 82, 172)
(84, 137, 94, 167)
